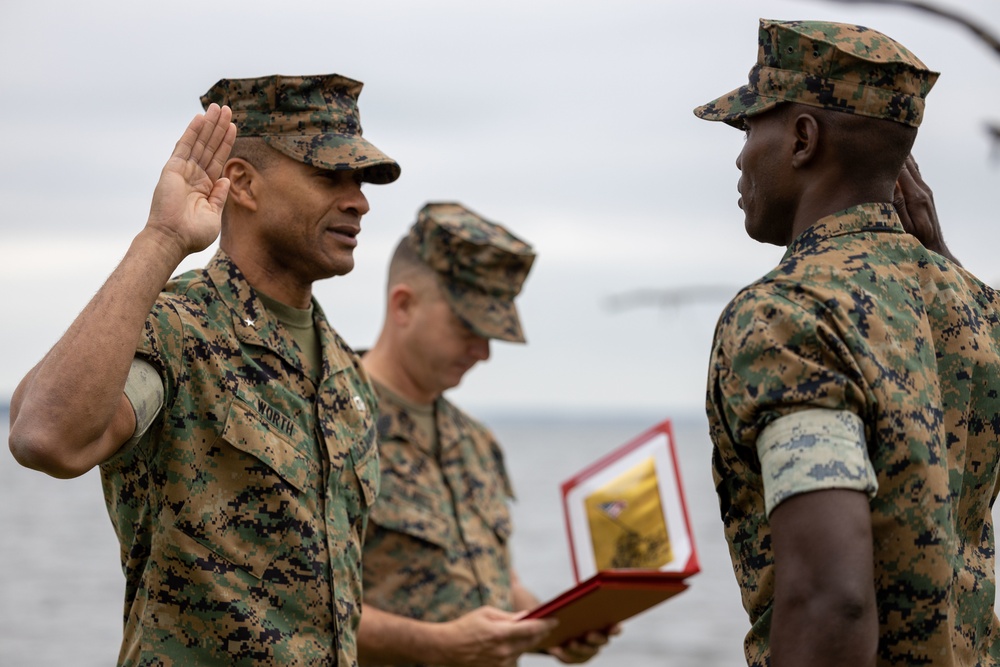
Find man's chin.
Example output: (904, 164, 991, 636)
(440, 368, 475, 394)
(320, 256, 356, 279)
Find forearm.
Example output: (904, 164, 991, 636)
(511, 572, 540, 612)
(9, 227, 186, 477)
(358, 606, 448, 666)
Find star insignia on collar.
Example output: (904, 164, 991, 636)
(244, 317, 256, 328)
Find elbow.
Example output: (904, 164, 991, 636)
(9, 420, 93, 479)
(772, 586, 877, 667)
(783, 580, 875, 622)
(816, 589, 875, 631)
(778, 583, 877, 648)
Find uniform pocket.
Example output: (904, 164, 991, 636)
(368, 471, 453, 550)
(220, 395, 315, 492)
(174, 396, 317, 578)
(470, 490, 512, 545)
(466, 439, 513, 545)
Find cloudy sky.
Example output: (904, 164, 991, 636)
(2, 0, 999, 416)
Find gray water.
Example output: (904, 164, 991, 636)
(0, 408, 749, 665)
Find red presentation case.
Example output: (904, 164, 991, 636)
(523, 420, 699, 649)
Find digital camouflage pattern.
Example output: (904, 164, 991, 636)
(363, 385, 515, 667)
(757, 408, 877, 516)
(693, 19, 939, 129)
(100, 250, 380, 667)
(201, 73, 401, 184)
(408, 202, 536, 342)
(707, 204, 1000, 665)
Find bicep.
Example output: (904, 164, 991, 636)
(769, 489, 877, 666)
(762, 411, 877, 625)
(98, 358, 166, 466)
(770, 488, 873, 591)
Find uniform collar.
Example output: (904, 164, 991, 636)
(785, 202, 903, 259)
(204, 249, 347, 380)
(375, 386, 465, 458)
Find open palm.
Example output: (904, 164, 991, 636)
(146, 103, 236, 255)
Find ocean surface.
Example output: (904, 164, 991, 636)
(0, 407, 749, 666)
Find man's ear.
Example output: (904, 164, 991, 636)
(223, 158, 259, 212)
(790, 112, 821, 169)
(388, 284, 417, 326)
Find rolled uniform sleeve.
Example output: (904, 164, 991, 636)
(122, 357, 165, 451)
(709, 287, 876, 529)
(758, 408, 878, 516)
(711, 289, 872, 455)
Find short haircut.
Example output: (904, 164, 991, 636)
(229, 136, 279, 171)
(810, 106, 918, 183)
(387, 235, 439, 294)
(221, 137, 280, 225)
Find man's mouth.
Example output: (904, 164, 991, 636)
(328, 225, 360, 245)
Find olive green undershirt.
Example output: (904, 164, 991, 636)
(373, 380, 440, 457)
(258, 291, 321, 382)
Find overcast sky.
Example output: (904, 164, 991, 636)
(2, 0, 999, 416)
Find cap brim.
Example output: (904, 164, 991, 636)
(265, 134, 401, 184)
(441, 283, 526, 343)
(693, 84, 781, 129)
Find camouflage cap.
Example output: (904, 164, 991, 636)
(409, 202, 536, 343)
(201, 73, 400, 184)
(693, 19, 939, 129)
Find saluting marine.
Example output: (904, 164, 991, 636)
(10, 74, 399, 666)
(696, 19, 1000, 666)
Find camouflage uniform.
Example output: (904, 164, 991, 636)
(100, 251, 379, 666)
(696, 20, 1000, 665)
(706, 205, 1000, 665)
(100, 74, 398, 666)
(362, 387, 516, 629)
(361, 203, 535, 667)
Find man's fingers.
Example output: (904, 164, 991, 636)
(171, 113, 207, 163)
(899, 154, 934, 201)
(548, 642, 600, 664)
(512, 617, 557, 639)
(205, 119, 237, 181)
(506, 617, 557, 654)
(190, 103, 223, 167)
(207, 177, 232, 212)
(168, 104, 227, 169)
(897, 160, 918, 193)
(200, 105, 234, 174)
(163, 104, 235, 189)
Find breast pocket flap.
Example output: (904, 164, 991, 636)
(222, 396, 313, 492)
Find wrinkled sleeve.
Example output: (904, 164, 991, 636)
(711, 289, 872, 488)
(136, 296, 185, 407)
